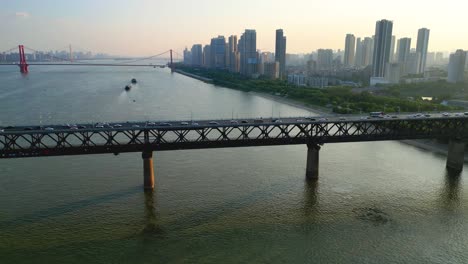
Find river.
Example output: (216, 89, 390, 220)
(0, 64, 467, 263)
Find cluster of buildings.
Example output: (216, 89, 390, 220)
(0, 50, 109, 63)
(183, 29, 287, 79)
(184, 19, 466, 87)
(344, 19, 466, 85)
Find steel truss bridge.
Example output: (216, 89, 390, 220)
(1, 115, 467, 189)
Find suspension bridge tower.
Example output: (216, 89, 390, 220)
(170, 49, 177, 73)
(18, 45, 28, 73)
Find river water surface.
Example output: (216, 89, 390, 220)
(1, 65, 468, 263)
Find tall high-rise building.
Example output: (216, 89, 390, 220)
(416, 28, 430, 73)
(390, 35, 396, 62)
(355, 37, 363, 67)
(396, 38, 411, 63)
(210, 36, 227, 69)
(447, 49, 466, 83)
(317, 49, 333, 70)
(344, 34, 356, 67)
(275, 29, 287, 79)
(191, 44, 203, 66)
(228, 35, 239, 72)
(396, 37, 411, 76)
(362, 37, 374, 67)
(372, 19, 393, 78)
(183, 47, 191, 65)
(202, 45, 211, 68)
(239, 29, 257, 76)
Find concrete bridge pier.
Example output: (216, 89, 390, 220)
(446, 140, 465, 173)
(306, 144, 321, 180)
(142, 150, 155, 190)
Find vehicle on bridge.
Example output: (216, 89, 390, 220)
(370, 111, 385, 118)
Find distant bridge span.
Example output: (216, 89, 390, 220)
(0, 63, 166, 67)
(1, 114, 467, 190)
(1, 45, 178, 73)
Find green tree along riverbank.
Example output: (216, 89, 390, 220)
(383, 81, 468, 102)
(177, 65, 456, 114)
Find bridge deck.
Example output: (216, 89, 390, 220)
(1, 114, 468, 158)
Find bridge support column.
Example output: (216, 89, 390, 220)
(306, 144, 320, 180)
(446, 140, 465, 173)
(142, 150, 155, 190)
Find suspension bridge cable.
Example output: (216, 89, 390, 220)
(112, 50, 171, 64)
(1, 47, 19, 54)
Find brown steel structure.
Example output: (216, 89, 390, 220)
(1, 117, 467, 189)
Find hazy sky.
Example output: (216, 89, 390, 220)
(1, 0, 467, 56)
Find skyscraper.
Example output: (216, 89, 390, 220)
(362, 37, 374, 67)
(396, 37, 411, 75)
(202, 45, 211, 68)
(416, 28, 430, 73)
(447, 49, 466, 83)
(239, 29, 257, 76)
(183, 47, 191, 65)
(355, 37, 362, 67)
(396, 38, 411, 63)
(228, 35, 239, 72)
(275, 29, 287, 79)
(390, 35, 396, 62)
(372, 19, 393, 78)
(210, 36, 227, 69)
(344, 34, 356, 67)
(191, 44, 203, 66)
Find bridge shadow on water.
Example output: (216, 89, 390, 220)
(0, 185, 141, 230)
(140, 190, 164, 238)
(303, 179, 320, 219)
(438, 169, 463, 211)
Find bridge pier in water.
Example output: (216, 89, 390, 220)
(306, 144, 321, 180)
(446, 140, 465, 173)
(142, 150, 155, 190)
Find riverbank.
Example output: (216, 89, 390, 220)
(248, 92, 335, 116)
(174, 70, 334, 116)
(174, 69, 213, 83)
(175, 70, 464, 161)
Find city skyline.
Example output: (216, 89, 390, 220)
(1, 0, 468, 56)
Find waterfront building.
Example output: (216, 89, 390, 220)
(416, 28, 430, 73)
(390, 35, 396, 62)
(396, 37, 411, 75)
(372, 19, 393, 79)
(239, 29, 258, 76)
(183, 47, 191, 65)
(344, 34, 356, 67)
(228, 35, 239, 72)
(210, 36, 227, 69)
(191, 44, 203, 66)
(287, 74, 306, 86)
(362, 37, 374, 67)
(263, 61, 280, 79)
(447, 49, 466, 83)
(275, 29, 287, 79)
(407, 52, 421, 74)
(202, 45, 211, 68)
(355, 37, 362, 67)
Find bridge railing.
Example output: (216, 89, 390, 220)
(1, 117, 468, 158)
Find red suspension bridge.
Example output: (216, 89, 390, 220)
(0, 45, 183, 73)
